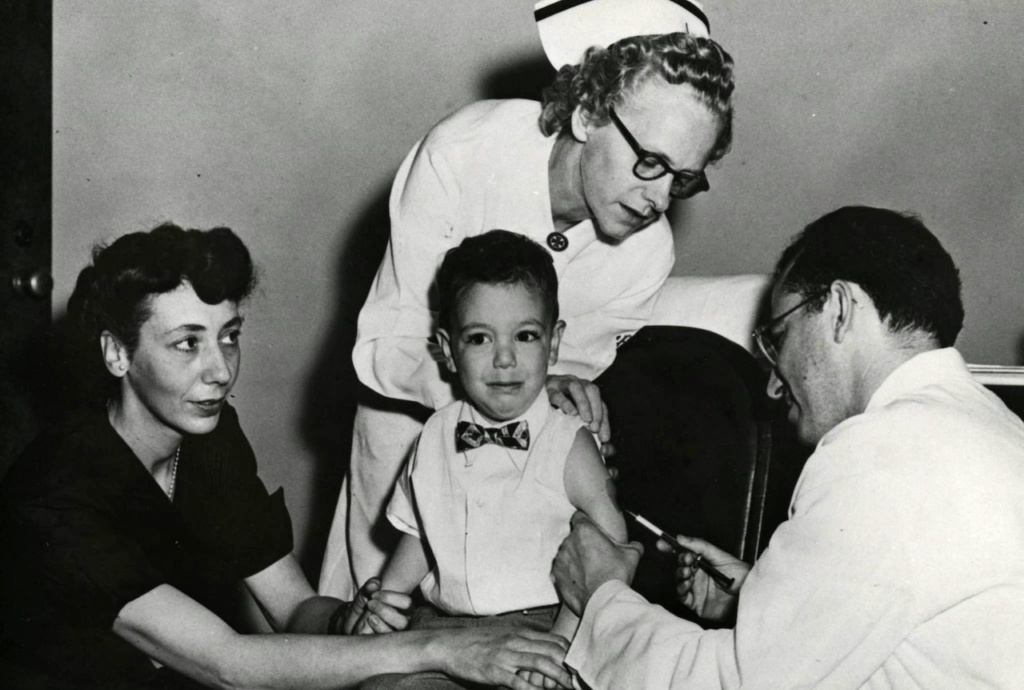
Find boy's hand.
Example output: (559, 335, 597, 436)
(344, 578, 412, 635)
(546, 375, 613, 454)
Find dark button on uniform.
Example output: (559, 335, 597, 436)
(546, 232, 568, 252)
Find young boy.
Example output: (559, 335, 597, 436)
(373, 230, 626, 646)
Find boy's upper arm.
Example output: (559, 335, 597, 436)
(564, 427, 627, 541)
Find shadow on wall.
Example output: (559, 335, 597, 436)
(0, 307, 114, 483)
(295, 55, 558, 580)
(478, 55, 556, 101)
(295, 184, 392, 580)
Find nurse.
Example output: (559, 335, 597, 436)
(320, 0, 736, 598)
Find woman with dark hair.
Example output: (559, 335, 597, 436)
(0, 224, 572, 690)
(321, 18, 738, 599)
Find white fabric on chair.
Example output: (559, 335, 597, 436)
(647, 274, 770, 354)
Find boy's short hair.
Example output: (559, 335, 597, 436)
(437, 230, 559, 331)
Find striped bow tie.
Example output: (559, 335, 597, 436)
(455, 420, 530, 452)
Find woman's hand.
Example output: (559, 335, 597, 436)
(442, 627, 573, 690)
(658, 535, 749, 623)
(546, 375, 613, 456)
(344, 578, 412, 635)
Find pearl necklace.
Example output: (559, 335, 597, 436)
(166, 445, 180, 501)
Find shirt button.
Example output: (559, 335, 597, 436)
(475, 499, 484, 507)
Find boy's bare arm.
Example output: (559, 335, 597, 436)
(564, 428, 628, 542)
(380, 533, 430, 594)
(542, 428, 629, 651)
(353, 533, 429, 635)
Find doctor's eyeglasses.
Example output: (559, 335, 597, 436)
(752, 292, 826, 366)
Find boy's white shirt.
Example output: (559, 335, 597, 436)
(387, 389, 586, 615)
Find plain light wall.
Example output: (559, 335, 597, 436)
(53, 1, 1024, 570)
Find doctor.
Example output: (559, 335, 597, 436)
(553, 207, 1024, 688)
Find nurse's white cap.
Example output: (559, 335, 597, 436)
(535, 0, 711, 69)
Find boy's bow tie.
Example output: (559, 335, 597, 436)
(455, 420, 530, 452)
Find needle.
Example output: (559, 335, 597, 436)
(624, 510, 736, 591)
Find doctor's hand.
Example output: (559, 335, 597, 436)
(545, 375, 613, 456)
(659, 535, 748, 624)
(553, 512, 643, 617)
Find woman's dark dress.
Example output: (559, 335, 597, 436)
(0, 404, 292, 688)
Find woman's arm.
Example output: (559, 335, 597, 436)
(243, 553, 331, 632)
(113, 580, 572, 690)
(244, 554, 411, 635)
(114, 582, 414, 690)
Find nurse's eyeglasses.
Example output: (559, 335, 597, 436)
(607, 105, 710, 200)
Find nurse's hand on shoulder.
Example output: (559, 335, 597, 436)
(546, 375, 614, 456)
(660, 535, 748, 624)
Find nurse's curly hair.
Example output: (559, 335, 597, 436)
(66, 223, 257, 399)
(539, 32, 735, 163)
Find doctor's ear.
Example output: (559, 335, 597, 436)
(829, 281, 860, 343)
(437, 329, 458, 373)
(100, 331, 130, 378)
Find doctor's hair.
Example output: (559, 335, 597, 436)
(436, 230, 559, 331)
(539, 32, 734, 164)
(66, 223, 257, 398)
(774, 206, 964, 347)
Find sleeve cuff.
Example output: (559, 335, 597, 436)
(385, 510, 421, 539)
(565, 580, 634, 674)
(385, 460, 421, 538)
